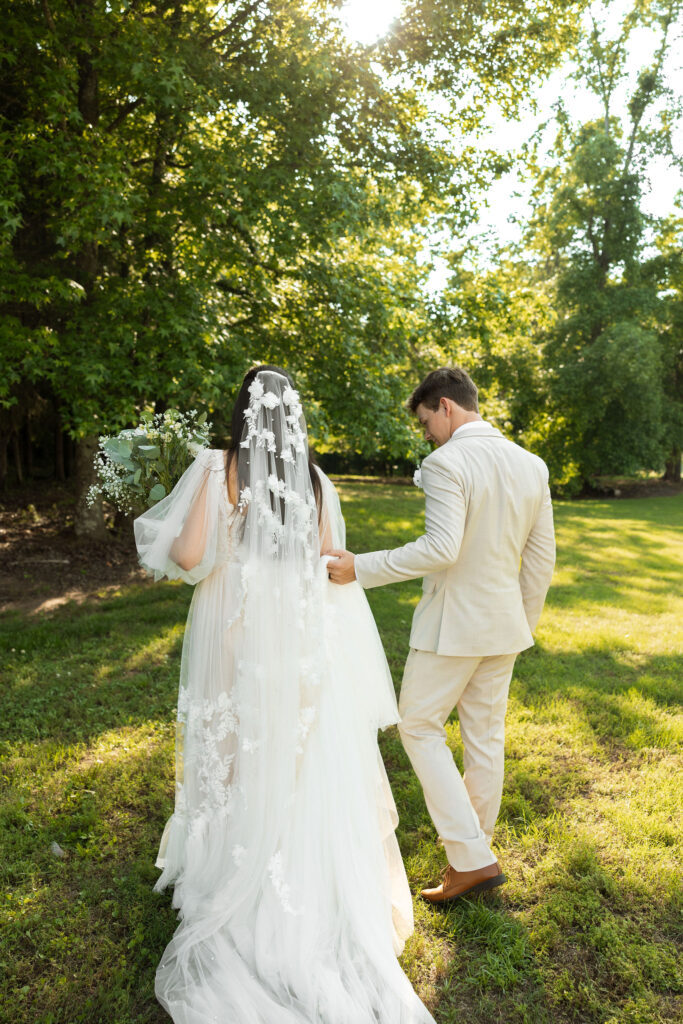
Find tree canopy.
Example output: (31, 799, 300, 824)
(1, 1, 587, 461)
(436, 0, 683, 492)
(2, 0, 680, 513)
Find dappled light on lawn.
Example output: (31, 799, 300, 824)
(0, 487, 681, 1023)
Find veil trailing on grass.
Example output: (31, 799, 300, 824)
(140, 370, 434, 1024)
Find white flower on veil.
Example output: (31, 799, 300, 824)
(260, 391, 281, 410)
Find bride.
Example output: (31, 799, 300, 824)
(133, 365, 436, 1024)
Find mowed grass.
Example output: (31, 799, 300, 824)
(0, 485, 681, 1024)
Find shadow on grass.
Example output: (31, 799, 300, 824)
(512, 644, 682, 750)
(546, 497, 683, 614)
(1, 740, 176, 1023)
(420, 830, 681, 1024)
(426, 894, 553, 1024)
(391, 722, 680, 1024)
(0, 583, 191, 747)
(383, 639, 680, 870)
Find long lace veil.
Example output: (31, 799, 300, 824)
(169, 369, 328, 925)
(153, 371, 435, 1023)
(235, 368, 327, 767)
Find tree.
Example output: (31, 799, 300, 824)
(433, 246, 552, 443)
(645, 214, 683, 480)
(0, 0, 588, 528)
(520, 0, 683, 490)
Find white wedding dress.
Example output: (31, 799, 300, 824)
(133, 376, 435, 1024)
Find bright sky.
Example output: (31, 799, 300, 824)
(341, 0, 402, 45)
(340, 0, 683, 282)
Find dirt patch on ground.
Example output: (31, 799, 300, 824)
(1, 474, 680, 616)
(0, 480, 147, 616)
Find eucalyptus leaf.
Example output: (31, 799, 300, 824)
(102, 438, 128, 458)
(149, 483, 166, 502)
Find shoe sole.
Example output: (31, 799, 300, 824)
(421, 873, 507, 904)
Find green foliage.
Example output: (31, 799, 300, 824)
(435, 0, 683, 492)
(644, 216, 683, 478)
(548, 321, 666, 478)
(524, 0, 683, 489)
(434, 252, 551, 440)
(0, 0, 588, 464)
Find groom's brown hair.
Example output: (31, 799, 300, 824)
(408, 367, 479, 413)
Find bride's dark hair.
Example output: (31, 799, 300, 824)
(226, 364, 322, 518)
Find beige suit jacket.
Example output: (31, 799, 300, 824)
(354, 422, 556, 657)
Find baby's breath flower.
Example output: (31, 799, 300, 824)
(88, 408, 211, 515)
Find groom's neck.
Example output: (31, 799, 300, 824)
(449, 411, 483, 437)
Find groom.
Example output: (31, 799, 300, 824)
(326, 367, 555, 903)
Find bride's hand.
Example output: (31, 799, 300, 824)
(324, 549, 357, 585)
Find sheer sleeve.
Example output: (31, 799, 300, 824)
(315, 465, 400, 732)
(316, 466, 345, 550)
(133, 449, 229, 585)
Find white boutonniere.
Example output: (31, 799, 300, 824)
(413, 465, 423, 489)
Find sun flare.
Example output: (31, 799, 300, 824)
(341, 0, 403, 45)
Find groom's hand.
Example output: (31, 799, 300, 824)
(324, 549, 357, 585)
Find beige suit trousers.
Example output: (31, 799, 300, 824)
(398, 647, 517, 872)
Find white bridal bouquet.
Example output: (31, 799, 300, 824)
(86, 408, 212, 515)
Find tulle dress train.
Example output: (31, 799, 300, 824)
(134, 444, 435, 1024)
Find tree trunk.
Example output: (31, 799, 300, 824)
(54, 404, 67, 481)
(23, 417, 33, 477)
(0, 435, 7, 491)
(74, 434, 107, 540)
(663, 446, 681, 482)
(66, 435, 75, 479)
(11, 431, 23, 484)
(113, 506, 135, 536)
(55, 423, 65, 481)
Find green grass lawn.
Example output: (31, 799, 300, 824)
(1, 486, 681, 1024)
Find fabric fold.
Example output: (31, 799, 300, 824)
(133, 449, 231, 585)
(133, 418, 434, 1023)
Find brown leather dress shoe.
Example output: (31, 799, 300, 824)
(420, 860, 507, 904)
